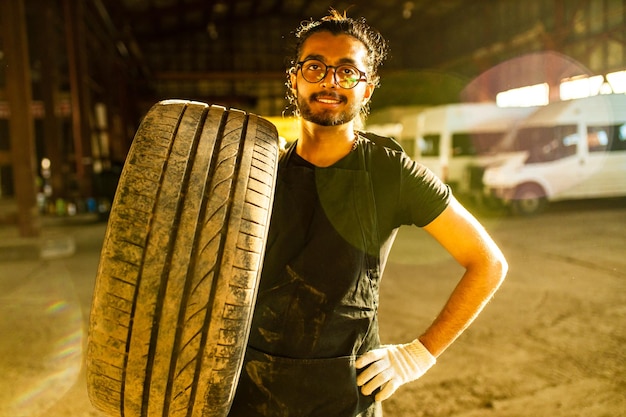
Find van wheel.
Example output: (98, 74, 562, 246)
(511, 183, 547, 216)
(86, 100, 279, 417)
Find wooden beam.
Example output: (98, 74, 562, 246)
(0, 0, 40, 236)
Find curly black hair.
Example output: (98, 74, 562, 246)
(285, 9, 390, 121)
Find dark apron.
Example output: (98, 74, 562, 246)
(228, 140, 383, 417)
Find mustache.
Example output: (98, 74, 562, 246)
(310, 92, 347, 103)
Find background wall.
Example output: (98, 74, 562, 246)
(0, 0, 624, 235)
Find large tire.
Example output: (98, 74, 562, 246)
(86, 100, 279, 417)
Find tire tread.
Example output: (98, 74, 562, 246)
(87, 101, 278, 417)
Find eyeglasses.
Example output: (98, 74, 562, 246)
(296, 59, 368, 89)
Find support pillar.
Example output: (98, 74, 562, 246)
(37, 0, 66, 202)
(64, 0, 94, 197)
(0, 0, 40, 236)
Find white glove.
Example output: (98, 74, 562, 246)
(355, 339, 436, 401)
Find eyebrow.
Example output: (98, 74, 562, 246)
(300, 54, 360, 66)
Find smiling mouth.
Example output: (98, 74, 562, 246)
(312, 93, 345, 105)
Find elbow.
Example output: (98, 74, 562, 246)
(496, 254, 508, 283)
(490, 250, 508, 288)
(470, 246, 508, 290)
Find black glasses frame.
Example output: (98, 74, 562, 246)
(295, 59, 368, 89)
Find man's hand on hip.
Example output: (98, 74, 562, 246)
(355, 339, 436, 401)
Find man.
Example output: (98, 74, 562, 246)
(228, 10, 507, 417)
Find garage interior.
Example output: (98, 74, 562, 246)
(1, 3, 625, 417)
(1, 0, 625, 237)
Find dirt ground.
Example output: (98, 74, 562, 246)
(0, 198, 624, 417)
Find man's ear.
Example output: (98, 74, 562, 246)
(289, 68, 298, 94)
(362, 83, 375, 104)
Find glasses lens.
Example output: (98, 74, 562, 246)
(298, 60, 366, 89)
(300, 60, 327, 83)
(336, 65, 361, 88)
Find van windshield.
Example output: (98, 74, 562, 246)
(500, 125, 579, 163)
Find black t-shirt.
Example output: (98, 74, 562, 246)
(279, 133, 451, 272)
(289, 133, 450, 242)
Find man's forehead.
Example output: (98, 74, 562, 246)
(299, 32, 368, 63)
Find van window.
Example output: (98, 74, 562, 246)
(420, 134, 440, 156)
(588, 124, 626, 152)
(608, 123, 626, 151)
(514, 125, 578, 163)
(452, 132, 505, 156)
(587, 127, 609, 152)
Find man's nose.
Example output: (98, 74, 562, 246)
(320, 67, 338, 88)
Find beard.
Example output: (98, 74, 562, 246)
(297, 91, 362, 126)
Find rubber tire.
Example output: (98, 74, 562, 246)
(86, 100, 279, 417)
(510, 183, 547, 216)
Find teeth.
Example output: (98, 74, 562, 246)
(317, 98, 340, 104)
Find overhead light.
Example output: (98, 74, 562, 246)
(116, 41, 129, 57)
(560, 75, 603, 100)
(497, 83, 549, 107)
(213, 1, 227, 15)
(606, 70, 626, 93)
(403, 1, 414, 19)
(206, 22, 218, 40)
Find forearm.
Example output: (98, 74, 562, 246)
(356, 198, 507, 401)
(418, 260, 506, 357)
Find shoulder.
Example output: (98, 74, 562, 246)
(358, 131, 451, 227)
(358, 131, 414, 173)
(358, 131, 404, 153)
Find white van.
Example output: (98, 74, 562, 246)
(481, 94, 626, 215)
(365, 105, 426, 155)
(400, 103, 536, 191)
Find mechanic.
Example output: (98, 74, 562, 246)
(228, 9, 508, 417)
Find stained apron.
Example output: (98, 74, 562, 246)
(228, 140, 383, 417)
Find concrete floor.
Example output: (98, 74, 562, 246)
(0, 198, 624, 417)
